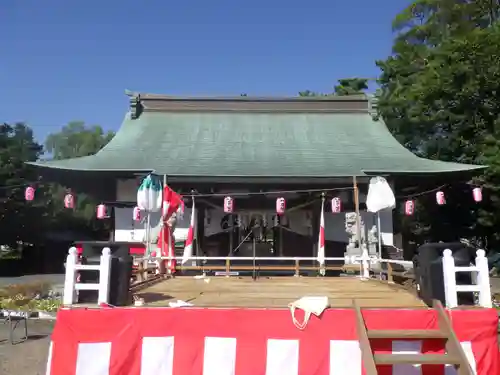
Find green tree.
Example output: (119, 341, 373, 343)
(0, 123, 47, 248)
(45, 121, 114, 160)
(44, 122, 115, 234)
(333, 78, 369, 96)
(299, 77, 369, 97)
(377, 0, 500, 247)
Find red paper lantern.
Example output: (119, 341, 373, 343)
(97, 204, 107, 219)
(436, 191, 446, 205)
(331, 197, 342, 213)
(24, 186, 35, 201)
(64, 193, 75, 209)
(224, 196, 234, 213)
(276, 197, 286, 215)
(404, 200, 415, 215)
(472, 187, 482, 202)
(133, 206, 141, 221)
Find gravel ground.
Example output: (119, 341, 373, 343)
(0, 319, 54, 375)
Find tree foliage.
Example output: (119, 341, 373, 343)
(44, 122, 115, 235)
(377, 0, 500, 248)
(0, 123, 47, 248)
(45, 121, 115, 160)
(299, 78, 369, 97)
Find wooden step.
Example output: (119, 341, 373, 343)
(367, 329, 447, 339)
(374, 353, 461, 365)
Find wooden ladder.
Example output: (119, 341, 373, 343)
(353, 300, 474, 375)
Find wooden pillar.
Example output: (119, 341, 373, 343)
(311, 199, 320, 265)
(353, 176, 362, 247)
(228, 214, 234, 255)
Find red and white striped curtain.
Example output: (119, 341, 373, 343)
(317, 198, 325, 266)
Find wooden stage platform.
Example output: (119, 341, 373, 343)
(134, 276, 426, 308)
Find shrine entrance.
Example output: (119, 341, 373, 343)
(225, 211, 278, 258)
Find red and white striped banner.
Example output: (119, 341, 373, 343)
(46, 307, 499, 375)
(182, 199, 196, 264)
(317, 198, 325, 266)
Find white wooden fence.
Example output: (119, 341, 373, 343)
(442, 249, 492, 308)
(63, 247, 112, 306)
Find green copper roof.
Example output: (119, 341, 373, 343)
(29, 94, 484, 180)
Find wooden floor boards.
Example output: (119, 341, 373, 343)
(136, 276, 426, 308)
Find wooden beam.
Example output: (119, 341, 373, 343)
(433, 300, 475, 375)
(352, 300, 378, 375)
(353, 176, 362, 248)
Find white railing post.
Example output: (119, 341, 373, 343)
(475, 249, 492, 308)
(442, 249, 458, 308)
(97, 247, 112, 305)
(361, 247, 370, 279)
(63, 247, 78, 305)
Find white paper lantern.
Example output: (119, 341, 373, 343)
(436, 191, 446, 205)
(472, 187, 482, 202)
(276, 197, 286, 215)
(404, 200, 415, 216)
(224, 196, 234, 213)
(97, 204, 107, 219)
(136, 174, 163, 212)
(64, 193, 75, 209)
(25, 186, 35, 201)
(331, 197, 342, 213)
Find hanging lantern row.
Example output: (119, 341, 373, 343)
(404, 188, 484, 216)
(223, 195, 345, 215)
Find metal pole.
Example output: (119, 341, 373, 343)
(162, 175, 168, 275)
(377, 211, 383, 279)
(252, 230, 256, 281)
(353, 176, 369, 279)
(377, 211, 382, 259)
(146, 213, 151, 254)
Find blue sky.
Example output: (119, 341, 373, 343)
(1, 0, 408, 143)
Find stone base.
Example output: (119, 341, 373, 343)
(344, 245, 379, 264)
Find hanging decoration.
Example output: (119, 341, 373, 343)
(276, 197, 286, 215)
(182, 198, 196, 265)
(24, 186, 35, 201)
(97, 204, 107, 219)
(436, 191, 446, 205)
(473, 187, 482, 202)
(224, 196, 234, 213)
(137, 174, 163, 212)
(331, 197, 342, 213)
(366, 176, 396, 213)
(64, 192, 75, 209)
(404, 200, 415, 216)
(133, 206, 141, 221)
(317, 196, 325, 273)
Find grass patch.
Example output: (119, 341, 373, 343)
(0, 281, 62, 312)
(0, 282, 52, 299)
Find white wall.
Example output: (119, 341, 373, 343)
(114, 180, 394, 245)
